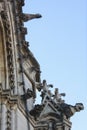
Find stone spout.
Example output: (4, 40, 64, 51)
(22, 13, 42, 22)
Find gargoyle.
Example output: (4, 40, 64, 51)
(58, 102, 84, 119)
(30, 104, 44, 120)
(22, 13, 42, 22)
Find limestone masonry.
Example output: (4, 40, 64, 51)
(0, 0, 84, 130)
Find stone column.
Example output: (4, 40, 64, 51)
(11, 105, 17, 130)
(1, 103, 7, 130)
(11, 108, 15, 130)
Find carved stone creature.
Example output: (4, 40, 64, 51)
(30, 104, 44, 120)
(26, 88, 34, 98)
(20, 27, 27, 34)
(75, 103, 84, 111)
(58, 103, 84, 119)
(35, 82, 42, 91)
(22, 13, 42, 22)
(21, 88, 34, 100)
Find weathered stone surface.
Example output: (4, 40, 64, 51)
(0, 1, 84, 130)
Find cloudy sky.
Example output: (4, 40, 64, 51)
(23, 0, 87, 130)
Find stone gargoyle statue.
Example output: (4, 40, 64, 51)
(58, 102, 84, 119)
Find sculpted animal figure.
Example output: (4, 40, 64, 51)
(59, 103, 84, 119)
(22, 13, 42, 22)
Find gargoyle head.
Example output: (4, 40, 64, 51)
(75, 103, 84, 111)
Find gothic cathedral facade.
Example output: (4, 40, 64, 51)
(0, 0, 84, 130)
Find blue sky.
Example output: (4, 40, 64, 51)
(23, 0, 87, 130)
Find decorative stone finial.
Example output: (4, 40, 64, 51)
(53, 88, 66, 104)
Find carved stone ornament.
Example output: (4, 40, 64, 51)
(30, 104, 44, 120)
(21, 88, 35, 100)
(20, 26, 27, 34)
(22, 13, 42, 22)
(17, 0, 25, 6)
(58, 102, 84, 119)
(1, 10, 15, 90)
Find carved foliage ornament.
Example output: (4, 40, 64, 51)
(0, 10, 15, 90)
